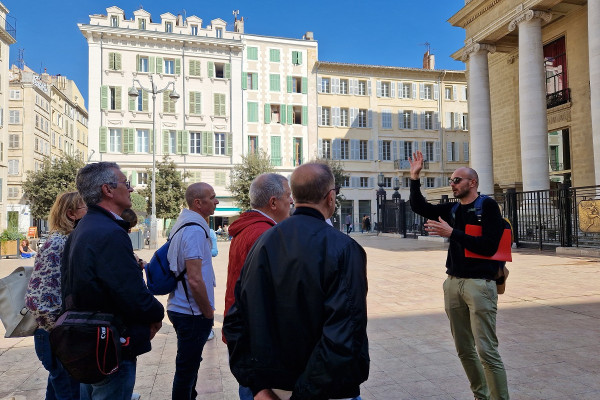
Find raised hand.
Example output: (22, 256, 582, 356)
(408, 151, 424, 180)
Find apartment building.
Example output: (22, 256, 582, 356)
(0, 1, 16, 231)
(449, 0, 593, 192)
(79, 6, 317, 226)
(316, 58, 469, 228)
(7, 65, 88, 231)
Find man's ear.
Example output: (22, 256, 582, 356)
(101, 183, 113, 199)
(268, 196, 277, 210)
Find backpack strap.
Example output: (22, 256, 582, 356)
(451, 194, 489, 225)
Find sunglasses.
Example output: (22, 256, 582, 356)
(110, 180, 132, 189)
(448, 177, 471, 185)
(323, 186, 341, 199)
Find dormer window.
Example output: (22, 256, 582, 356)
(139, 19, 146, 30)
(165, 21, 173, 33)
(216, 28, 223, 38)
(191, 25, 198, 35)
(110, 16, 119, 27)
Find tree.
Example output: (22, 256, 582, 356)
(138, 156, 187, 223)
(130, 192, 148, 215)
(22, 155, 85, 219)
(228, 150, 274, 211)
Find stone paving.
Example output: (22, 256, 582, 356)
(1, 234, 600, 399)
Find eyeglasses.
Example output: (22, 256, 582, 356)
(448, 177, 471, 185)
(110, 180, 132, 189)
(323, 186, 341, 199)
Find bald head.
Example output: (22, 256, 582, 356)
(291, 163, 334, 204)
(454, 167, 479, 188)
(186, 182, 211, 207)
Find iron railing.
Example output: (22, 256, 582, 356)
(546, 88, 570, 108)
(0, 14, 15, 40)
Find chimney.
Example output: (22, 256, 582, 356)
(234, 16, 244, 33)
(303, 31, 314, 40)
(422, 50, 435, 70)
(177, 14, 183, 26)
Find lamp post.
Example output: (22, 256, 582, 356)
(128, 75, 179, 249)
(376, 172, 387, 234)
(392, 177, 401, 234)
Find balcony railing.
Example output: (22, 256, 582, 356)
(547, 88, 570, 109)
(550, 162, 566, 172)
(394, 159, 428, 170)
(0, 14, 16, 40)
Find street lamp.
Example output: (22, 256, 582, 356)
(392, 177, 401, 234)
(129, 75, 180, 249)
(376, 172, 387, 234)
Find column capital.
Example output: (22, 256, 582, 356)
(461, 42, 496, 62)
(508, 9, 552, 32)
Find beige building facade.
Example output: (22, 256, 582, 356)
(316, 61, 469, 228)
(0, 1, 16, 231)
(449, 0, 592, 192)
(7, 66, 88, 232)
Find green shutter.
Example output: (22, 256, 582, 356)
(189, 92, 195, 114)
(270, 49, 280, 62)
(115, 87, 122, 110)
(189, 60, 194, 75)
(302, 77, 308, 94)
(149, 56, 155, 73)
(247, 46, 258, 60)
(115, 53, 121, 70)
(163, 92, 169, 113)
(302, 106, 308, 126)
(131, 171, 138, 186)
(280, 105, 286, 124)
(213, 94, 219, 116)
(252, 73, 258, 90)
(264, 103, 271, 124)
(296, 51, 302, 65)
(195, 92, 202, 114)
(100, 86, 108, 110)
(202, 131, 213, 155)
(208, 61, 214, 78)
(288, 105, 294, 125)
(175, 58, 181, 75)
(270, 74, 280, 91)
(271, 136, 281, 166)
(177, 130, 183, 154)
(124, 128, 134, 154)
(129, 89, 136, 111)
(181, 130, 189, 154)
(287, 76, 293, 93)
(248, 102, 258, 123)
(142, 91, 148, 111)
(226, 133, 232, 156)
(163, 130, 169, 154)
(225, 63, 231, 79)
(156, 57, 163, 74)
(136, 55, 140, 72)
(109, 53, 115, 70)
(99, 127, 107, 153)
(242, 71, 247, 90)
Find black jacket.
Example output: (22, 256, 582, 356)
(409, 179, 504, 279)
(61, 205, 164, 358)
(223, 207, 369, 400)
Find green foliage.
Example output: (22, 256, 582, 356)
(130, 192, 148, 215)
(228, 150, 274, 211)
(138, 156, 187, 220)
(22, 155, 85, 220)
(0, 229, 25, 242)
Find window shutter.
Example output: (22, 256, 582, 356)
(280, 105, 287, 124)
(368, 110, 372, 128)
(398, 110, 404, 129)
(349, 79, 355, 95)
(163, 130, 170, 154)
(369, 177, 374, 188)
(225, 63, 231, 79)
(100, 86, 108, 110)
(391, 82, 396, 98)
(350, 108, 356, 128)
(318, 138, 323, 158)
(419, 83, 425, 100)
(176, 130, 183, 154)
(332, 78, 339, 94)
(208, 61, 214, 78)
(458, 113, 463, 129)
(421, 112, 426, 130)
(226, 133, 232, 156)
(149, 56, 155, 73)
(302, 106, 307, 126)
(128, 128, 135, 153)
(351, 177, 358, 188)
(109, 53, 115, 70)
(434, 141, 441, 161)
(163, 92, 170, 113)
(143, 91, 148, 111)
(412, 83, 418, 99)
(445, 112, 451, 129)
(454, 143, 461, 161)
(115, 53, 121, 70)
(332, 138, 341, 160)
(368, 140, 374, 160)
(270, 136, 281, 166)
(463, 142, 469, 162)
(99, 127, 107, 153)
(462, 86, 468, 101)
(413, 141, 419, 154)
(367, 80, 372, 96)
(433, 83, 439, 100)
(115, 87, 122, 110)
(317, 106, 323, 126)
(447, 142, 453, 161)
(297, 52, 302, 65)
(175, 58, 181, 75)
(317, 76, 322, 93)
(332, 107, 339, 127)
(242, 71, 247, 90)
(129, 90, 136, 111)
(378, 140, 383, 159)
(376, 81, 381, 97)
(453, 85, 458, 101)
(392, 140, 397, 160)
(301, 77, 307, 94)
(252, 73, 258, 90)
(434, 112, 439, 129)
(421, 141, 427, 159)
(399, 141, 405, 160)
(131, 171, 138, 186)
(214, 94, 219, 116)
(287, 76, 292, 93)
(264, 103, 271, 124)
(435, 177, 441, 188)
(156, 57, 163, 74)
(398, 83, 404, 99)
(287, 104, 293, 125)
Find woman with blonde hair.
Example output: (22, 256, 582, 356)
(26, 191, 87, 400)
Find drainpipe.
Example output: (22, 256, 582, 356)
(182, 42, 187, 167)
(240, 41, 245, 156)
(438, 70, 446, 182)
(99, 33, 104, 162)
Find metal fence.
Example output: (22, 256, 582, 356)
(379, 184, 600, 250)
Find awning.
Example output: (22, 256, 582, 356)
(213, 207, 241, 217)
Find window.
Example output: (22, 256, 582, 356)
(340, 139, 349, 160)
(383, 177, 392, 188)
(214, 94, 226, 116)
(399, 83, 411, 98)
(382, 110, 392, 129)
(9, 90, 21, 100)
(136, 89, 145, 111)
(270, 104, 281, 123)
(270, 74, 280, 92)
(137, 172, 148, 185)
(271, 136, 282, 166)
(190, 132, 202, 154)
(357, 109, 368, 128)
(248, 136, 258, 154)
(381, 81, 391, 97)
(8, 187, 19, 198)
(214, 62, 228, 78)
(163, 90, 176, 113)
(360, 177, 369, 188)
(269, 49, 280, 62)
(423, 84, 432, 100)
(445, 86, 453, 100)
(340, 108, 349, 127)
(424, 111, 434, 130)
(109, 86, 121, 110)
(359, 140, 368, 160)
(139, 18, 146, 30)
(400, 110, 412, 129)
(168, 130, 177, 153)
(341, 176, 350, 187)
(109, 128, 122, 152)
(9, 134, 19, 148)
(110, 16, 118, 27)
(292, 51, 302, 65)
(544, 36, 568, 107)
(447, 142, 458, 161)
(247, 102, 259, 123)
(138, 56, 149, 72)
(320, 107, 331, 126)
(136, 129, 149, 153)
(215, 133, 225, 155)
(216, 28, 223, 38)
(165, 21, 173, 33)
(404, 141, 413, 161)
(358, 80, 367, 96)
(291, 77, 303, 93)
(320, 78, 331, 93)
(424, 142, 434, 161)
(462, 113, 469, 130)
(340, 79, 348, 95)
(247, 73, 258, 90)
(322, 139, 331, 159)
(426, 177, 436, 188)
(164, 59, 175, 74)
(292, 106, 302, 125)
(215, 172, 226, 186)
(381, 141, 391, 161)
(293, 138, 303, 166)
(189, 60, 201, 76)
(9, 110, 20, 124)
(247, 47, 258, 60)
(8, 160, 18, 175)
(189, 92, 202, 115)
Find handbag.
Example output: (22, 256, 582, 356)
(50, 311, 122, 384)
(0, 266, 38, 338)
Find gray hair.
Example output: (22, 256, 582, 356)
(76, 162, 120, 206)
(250, 173, 288, 209)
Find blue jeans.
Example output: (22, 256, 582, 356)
(168, 310, 214, 399)
(34, 328, 80, 400)
(79, 359, 136, 400)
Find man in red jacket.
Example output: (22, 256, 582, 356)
(224, 173, 292, 399)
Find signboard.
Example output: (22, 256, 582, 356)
(27, 227, 38, 238)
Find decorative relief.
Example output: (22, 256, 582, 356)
(508, 9, 552, 32)
(461, 42, 496, 61)
(107, 119, 123, 125)
(461, 0, 503, 28)
(547, 106, 571, 128)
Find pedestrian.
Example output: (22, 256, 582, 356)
(121, 208, 145, 269)
(408, 151, 509, 400)
(223, 163, 369, 400)
(61, 162, 164, 400)
(166, 182, 218, 399)
(361, 215, 367, 233)
(25, 192, 87, 400)
(365, 215, 371, 232)
(224, 173, 293, 400)
(345, 213, 352, 234)
(19, 239, 37, 258)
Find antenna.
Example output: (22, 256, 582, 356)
(420, 41, 431, 53)
(17, 48, 24, 69)
(233, 9, 239, 20)
(182, 9, 186, 20)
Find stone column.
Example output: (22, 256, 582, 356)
(509, 9, 552, 192)
(462, 43, 496, 195)
(589, 1, 600, 185)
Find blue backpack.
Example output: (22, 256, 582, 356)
(144, 222, 207, 296)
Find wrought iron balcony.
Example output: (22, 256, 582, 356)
(549, 162, 564, 172)
(0, 14, 16, 41)
(546, 88, 570, 109)
(394, 159, 428, 170)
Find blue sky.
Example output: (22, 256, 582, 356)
(5, 1, 466, 108)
